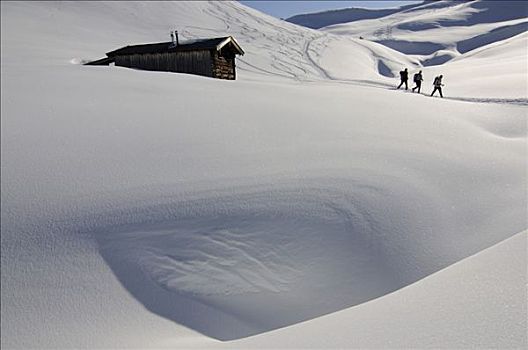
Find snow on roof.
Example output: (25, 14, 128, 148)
(106, 36, 244, 57)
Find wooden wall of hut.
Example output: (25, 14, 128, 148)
(114, 51, 214, 77)
(213, 51, 236, 80)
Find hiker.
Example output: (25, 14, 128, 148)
(412, 70, 423, 93)
(397, 68, 409, 90)
(431, 75, 444, 97)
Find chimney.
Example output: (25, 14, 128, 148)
(170, 30, 179, 46)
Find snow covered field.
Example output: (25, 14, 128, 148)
(1, 1, 526, 348)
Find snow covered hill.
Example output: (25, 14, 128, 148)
(1, 1, 526, 348)
(291, 0, 528, 68)
(285, 3, 420, 29)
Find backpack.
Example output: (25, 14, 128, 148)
(413, 73, 420, 82)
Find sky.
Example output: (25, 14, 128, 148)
(239, 1, 422, 19)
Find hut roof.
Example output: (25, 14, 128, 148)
(106, 36, 244, 57)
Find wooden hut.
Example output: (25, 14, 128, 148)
(85, 33, 245, 80)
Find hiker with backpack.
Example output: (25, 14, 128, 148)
(431, 75, 444, 98)
(412, 70, 423, 93)
(397, 68, 409, 90)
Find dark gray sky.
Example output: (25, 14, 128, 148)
(240, 1, 422, 19)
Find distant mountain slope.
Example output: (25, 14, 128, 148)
(285, 1, 428, 29)
(321, 0, 528, 66)
(396, 0, 528, 29)
(288, 1, 527, 30)
(421, 31, 528, 99)
(286, 7, 402, 29)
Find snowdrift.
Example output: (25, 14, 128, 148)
(1, 1, 526, 348)
(227, 231, 527, 349)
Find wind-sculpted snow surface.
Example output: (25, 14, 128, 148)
(227, 231, 527, 349)
(88, 178, 440, 339)
(1, 1, 527, 348)
(91, 165, 525, 340)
